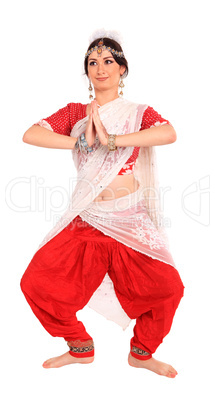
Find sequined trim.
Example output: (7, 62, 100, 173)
(69, 345, 94, 354)
(67, 340, 94, 354)
(131, 346, 150, 357)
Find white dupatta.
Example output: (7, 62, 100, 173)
(38, 98, 144, 247)
(37, 97, 175, 329)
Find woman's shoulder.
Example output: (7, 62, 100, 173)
(66, 102, 88, 124)
(67, 102, 88, 113)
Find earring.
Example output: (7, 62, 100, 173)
(119, 77, 125, 97)
(88, 80, 94, 100)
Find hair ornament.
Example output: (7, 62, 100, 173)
(85, 28, 125, 59)
(88, 28, 123, 46)
(85, 43, 124, 59)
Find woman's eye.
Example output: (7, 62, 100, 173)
(89, 59, 114, 67)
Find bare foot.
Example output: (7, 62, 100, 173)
(42, 351, 94, 369)
(128, 353, 178, 378)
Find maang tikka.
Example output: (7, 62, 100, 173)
(85, 38, 124, 59)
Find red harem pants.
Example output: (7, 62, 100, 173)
(20, 215, 184, 360)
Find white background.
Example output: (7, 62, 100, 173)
(1, 0, 214, 401)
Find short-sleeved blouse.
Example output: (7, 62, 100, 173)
(35, 102, 171, 175)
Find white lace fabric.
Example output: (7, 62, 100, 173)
(36, 97, 175, 329)
(82, 185, 175, 330)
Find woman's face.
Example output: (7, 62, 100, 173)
(87, 50, 126, 93)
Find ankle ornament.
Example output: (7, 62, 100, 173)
(131, 346, 152, 361)
(67, 340, 95, 358)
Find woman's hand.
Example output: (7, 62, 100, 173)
(85, 104, 97, 147)
(91, 101, 108, 146)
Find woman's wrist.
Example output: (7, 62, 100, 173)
(114, 134, 124, 147)
(74, 133, 94, 154)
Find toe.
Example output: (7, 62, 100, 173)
(168, 369, 177, 378)
(42, 359, 53, 368)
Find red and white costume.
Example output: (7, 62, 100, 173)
(21, 98, 184, 361)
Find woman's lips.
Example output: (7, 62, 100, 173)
(96, 77, 108, 81)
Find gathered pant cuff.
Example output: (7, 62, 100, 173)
(69, 349, 94, 358)
(130, 345, 152, 361)
(67, 340, 94, 358)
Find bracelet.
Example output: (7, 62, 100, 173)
(74, 138, 80, 153)
(80, 133, 93, 152)
(108, 134, 117, 152)
(75, 133, 93, 154)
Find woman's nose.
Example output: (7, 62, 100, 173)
(97, 62, 105, 74)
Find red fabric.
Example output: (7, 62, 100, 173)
(36, 103, 88, 136)
(35, 103, 171, 176)
(69, 350, 94, 358)
(118, 106, 171, 175)
(21, 215, 184, 359)
(140, 106, 170, 130)
(130, 351, 152, 361)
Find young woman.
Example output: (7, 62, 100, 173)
(20, 31, 184, 378)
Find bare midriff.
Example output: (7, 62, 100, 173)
(93, 173, 140, 202)
(86, 105, 140, 202)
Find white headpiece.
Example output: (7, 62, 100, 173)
(86, 29, 125, 59)
(88, 28, 123, 46)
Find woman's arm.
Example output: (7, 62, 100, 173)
(94, 122, 177, 148)
(91, 101, 176, 148)
(115, 124, 177, 148)
(22, 125, 77, 149)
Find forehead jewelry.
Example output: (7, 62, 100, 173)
(85, 39, 124, 59)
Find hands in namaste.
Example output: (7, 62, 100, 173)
(85, 100, 108, 147)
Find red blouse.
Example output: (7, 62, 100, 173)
(35, 102, 171, 175)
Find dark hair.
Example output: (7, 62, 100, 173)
(84, 37, 129, 78)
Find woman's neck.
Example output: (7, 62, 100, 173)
(94, 89, 120, 106)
